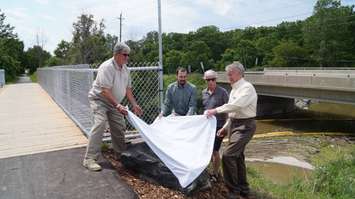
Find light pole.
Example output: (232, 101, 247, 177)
(157, 0, 164, 111)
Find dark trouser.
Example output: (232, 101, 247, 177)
(222, 118, 256, 195)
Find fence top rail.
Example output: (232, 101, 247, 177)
(38, 66, 160, 72)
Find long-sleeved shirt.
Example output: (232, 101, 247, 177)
(162, 82, 197, 116)
(202, 86, 229, 128)
(216, 78, 257, 128)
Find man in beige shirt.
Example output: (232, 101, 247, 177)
(206, 61, 257, 199)
(83, 42, 142, 171)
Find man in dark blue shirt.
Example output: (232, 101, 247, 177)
(161, 67, 197, 116)
(202, 69, 229, 181)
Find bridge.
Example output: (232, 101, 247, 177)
(0, 77, 138, 199)
(1, 67, 354, 198)
(217, 68, 355, 105)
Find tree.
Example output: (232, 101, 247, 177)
(45, 56, 65, 66)
(255, 36, 279, 66)
(25, 45, 51, 74)
(71, 14, 107, 64)
(194, 26, 231, 63)
(0, 9, 25, 81)
(164, 50, 185, 73)
(303, 0, 355, 67)
(0, 9, 15, 39)
(270, 41, 310, 67)
(54, 40, 71, 59)
(181, 40, 211, 72)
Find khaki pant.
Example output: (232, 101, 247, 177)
(84, 98, 126, 160)
(222, 118, 256, 195)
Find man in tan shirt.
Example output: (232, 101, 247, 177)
(206, 61, 257, 199)
(83, 42, 142, 171)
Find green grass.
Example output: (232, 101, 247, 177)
(247, 144, 355, 199)
(30, 72, 37, 82)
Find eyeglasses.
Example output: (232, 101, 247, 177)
(121, 53, 130, 57)
(206, 78, 216, 82)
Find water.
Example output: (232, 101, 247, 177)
(256, 101, 355, 134)
(248, 101, 355, 184)
(247, 161, 312, 185)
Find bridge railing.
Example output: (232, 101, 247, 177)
(37, 63, 161, 139)
(217, 71, 355, 91)
(0, 69, 5, 87)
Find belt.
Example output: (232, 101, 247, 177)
(230, 117, 255, 122)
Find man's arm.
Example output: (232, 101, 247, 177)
(126, 87, 142, 116)
(161, 86, 173, 116)
(216, 86, 254, 114)
(101, 88, 127, 115)
(186, 86, 197, 115)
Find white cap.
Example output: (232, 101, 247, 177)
(204, 70, 217, 79)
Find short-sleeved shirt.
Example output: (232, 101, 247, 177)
(88, 57, 131, 103)
(162, 82, 197, 116)
(202, 86, 229, 128)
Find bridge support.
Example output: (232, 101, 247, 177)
(219, 83, 296, 117)
(257, 96, 295, 116)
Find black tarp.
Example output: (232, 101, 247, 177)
(121, 142, 211, 195)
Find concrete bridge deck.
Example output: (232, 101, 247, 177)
(0, 82, 137, 199)
(217, 69, 355, 105)
(0, 83, 88, 159)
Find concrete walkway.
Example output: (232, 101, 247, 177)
(0, 83, 88, 159)
(0, 147, 138, 199)
(16, 74, 32, 84)
(0, 82, 138, 199)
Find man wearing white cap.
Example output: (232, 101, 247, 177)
(202, 70, 229, 182)
(206, 61, 257, 199)
(83, 42, 143, 171)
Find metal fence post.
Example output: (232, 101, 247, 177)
(0, 69, 5, 87)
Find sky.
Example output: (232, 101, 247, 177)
(1, 0, 354, 54)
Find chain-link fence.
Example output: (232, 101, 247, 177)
(0, 69, 5, 87)
(37, 63, 162, 139)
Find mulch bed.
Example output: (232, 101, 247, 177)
(102, 149, 229, 199)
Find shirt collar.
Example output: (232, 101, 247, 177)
(207, 86, 217, 95)
(112, 57, 124, 70)
(231, 78, 245, 89)
(177, 82, 185, 88)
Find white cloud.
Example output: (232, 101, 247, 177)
(34, 0, 49, 5)
(5, 7, 29, 21)
(196, 0, 235, 16)
(0, 0, 318, 53)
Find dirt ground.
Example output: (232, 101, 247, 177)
(103, 150, 231, 199)
(102, 135, 354, 199)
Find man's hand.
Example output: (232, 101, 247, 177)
(205, 109, 217, 118)
(217, 128, 227, 138)
(132, 104, 143, 116)
(116, 104, 128, 115)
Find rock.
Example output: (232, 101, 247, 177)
(121, 142, 211, 195)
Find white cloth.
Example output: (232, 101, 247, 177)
(127, 110, 216, 188)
